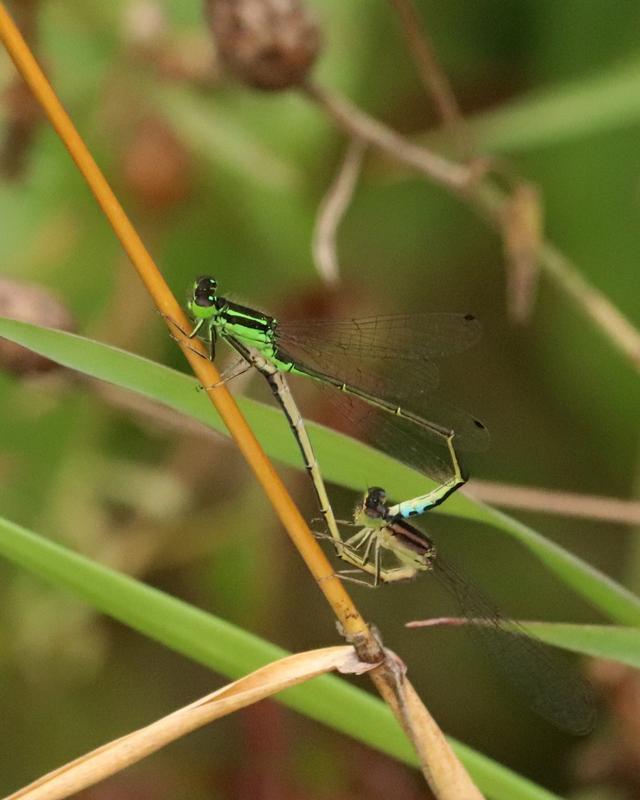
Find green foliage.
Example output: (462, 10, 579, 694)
(1, 318, 639, 798)
(2, 318, 639, 631)
(0, 513, 570, 800)
(1, 1, 639, 797)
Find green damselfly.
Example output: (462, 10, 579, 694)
(186, 275, 488, 477)
(336, 484, 596, 735)
(182, 275, 485, 547)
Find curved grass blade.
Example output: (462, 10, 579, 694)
(506, 622, 640, 669)
(0, 317, 639, 628)
(0, 512, 564, 800)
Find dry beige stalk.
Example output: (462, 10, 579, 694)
(502, 183, 543, 323)
(4, 646, 375, 800)
(312, 137, 366, 284)
(4, 643, 485, 800)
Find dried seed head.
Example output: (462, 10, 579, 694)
(122, 116, 191, 211)
(122, 0, 168, 50)
(0, 75, 43, 180)
(0, 278, 75, 375)
(205, 0, 321, 90)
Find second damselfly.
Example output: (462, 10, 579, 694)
(337, 484, 596, 735)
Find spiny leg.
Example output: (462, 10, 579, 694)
(205, 355, 253, 387)
(312, 530, 376, 581)
(183, 343, 253, 391)
(376, 564, 420, 583)
(186, 316, 216, 360)
(373, 538, 382, 586)
(329, 527, 418, 585)
(337, 527, 378, 573)
(311, 516, 358, 526)
(335, 549, 380, 588)
(336, 562, 418, 585)
(164, 318, 253, 389)
(361, 528, 378, 567)
(344, 527, 375, 552)
(337, 529, 377, 570)
(366, 535, 420, 583)
(163, 314, 218, 363)
(162, 313, 205, 344)
(330, 569, 379, 588)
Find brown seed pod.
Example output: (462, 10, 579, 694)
(121, 116, 192, 211)
(0, 73, 43, 180)
(0, 278, 75, 375)
(205, 0, 321, 91)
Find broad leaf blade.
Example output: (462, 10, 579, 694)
(1, 317, 639, 627)
(0, 512, 566, 800)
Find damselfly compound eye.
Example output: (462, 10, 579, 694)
(365, 487, 387, 509)
(195, 276, 217, 294)
(194, 293, 216, 308)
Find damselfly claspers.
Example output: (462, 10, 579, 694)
(180, 276, 485, 552)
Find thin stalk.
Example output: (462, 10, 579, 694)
(0, 2, 369, 650)
(0, 7, 484, 797)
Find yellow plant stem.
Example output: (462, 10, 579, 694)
(0, 8, 485, 796)
(0, 2, 368, 646)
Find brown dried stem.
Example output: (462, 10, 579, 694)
(312, 137, 366, 284)
(468, 480, 640, 526)
(5, 648, 373, 800)
(475, 181, 640, 370)
(0, 6, 484, 798)
(302, 81, 640, 373)
(302, 81, 472, 191)
(387, 0, 469, 155)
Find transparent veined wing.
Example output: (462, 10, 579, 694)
(428, 553, 596, 735)
(275, 313, 489, 455)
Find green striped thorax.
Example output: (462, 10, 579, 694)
(188, 275, 278, 349)
(187, 276, 301, 373)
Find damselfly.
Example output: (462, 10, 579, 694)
(336, 484, 596, 735)
(186, 276, 487, 477)
(181, 275, 486, 546)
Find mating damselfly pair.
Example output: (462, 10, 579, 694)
(175, 275, 595, 735)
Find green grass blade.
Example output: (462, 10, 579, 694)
(0, 513, 564, 800)
(1, 317, 639, 627)
(419, 618, 640, 668)
(519, 622, 640, 668)
(454, 502, 640, 626)
(455, 742, 562, 800)
(462, 58, 640, 152)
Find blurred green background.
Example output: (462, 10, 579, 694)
(1, 1, 639, 798)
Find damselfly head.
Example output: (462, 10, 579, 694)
(363, 486, 388, 520)
(194, 275, 217, 300)
(188, 276, 219, 318)
(353, 487, 386, 528)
